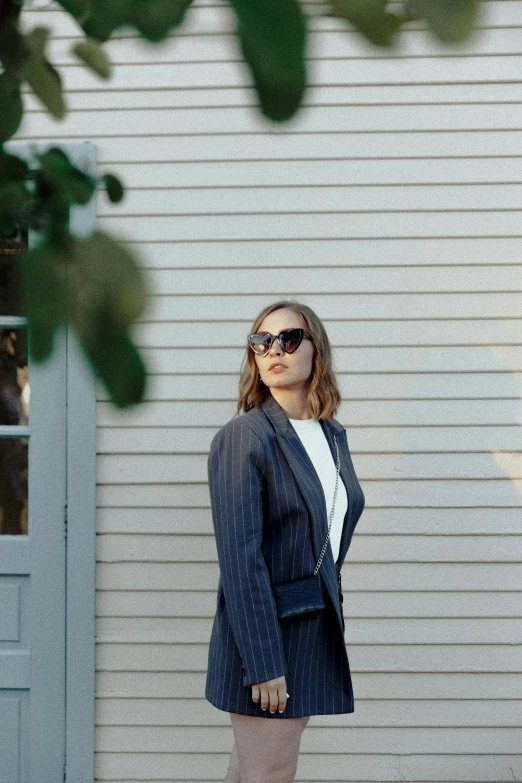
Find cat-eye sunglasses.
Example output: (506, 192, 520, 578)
(247, 328, 313, 357)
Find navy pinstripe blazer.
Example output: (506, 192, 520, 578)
(205, 393, 365, 718)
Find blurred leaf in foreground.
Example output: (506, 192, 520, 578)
(331, 0, 402, 47)
(228, 0, 307, 121)
(406, 0, 479, 43)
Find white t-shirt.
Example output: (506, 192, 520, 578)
(288, 417, 348, 564)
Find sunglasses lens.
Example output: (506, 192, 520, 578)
(249, 333, 271, 355)
(280, 329, 302, 353)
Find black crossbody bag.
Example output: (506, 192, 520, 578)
(271, 435, 340, 621)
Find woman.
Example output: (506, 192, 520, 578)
(205, 300, 366, 783)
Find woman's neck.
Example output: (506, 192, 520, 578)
(269, 390, 312, 420)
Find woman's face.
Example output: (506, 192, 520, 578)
(254, 308, 314, 393)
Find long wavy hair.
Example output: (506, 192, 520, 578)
(236, 300, 342, 419)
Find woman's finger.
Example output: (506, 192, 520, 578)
(268, 686, 279, 713)
(260, 686, 270, 711)
(277, 684, 287, 713)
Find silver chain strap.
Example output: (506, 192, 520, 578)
(313, 435, 340, 575)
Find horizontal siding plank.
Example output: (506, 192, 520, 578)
(94, 670, 522, 698)
(94, 642, 522, 672)
(96, 212, 522, 240)
(89, 132, 522, 164)
(95, 562, 521, 591)
(134, 292, 522, 320)
(131, 244, 522, 270)
(128, 319, 522, 347)
(44, 28, 522, 67)
(100, 482, 522, 512)
(17, 51, 522, 93)
(93, 417, 520, 447)
(97, 347, 522, 375)
(96, 451, 522, 483)
(96, 422, 522, 453)
(111, 371, 522, 406)
(95, 507, 522, 535)
(96, 184, 522, 215)
(94, 158, 522, 187)
(93, 754, 522, 783)
(19, 99, 522, 134)
(22, 83, 522, 113)
(94, 696, 522, 726)
(14, 155, 522, 188)
(97, 485, 210, 507)
(97, 398, 522, 427)
(96, 533, 522, 563)
(96, 480, 520, 508)
(95, 591, 522, 619)
(112, 265, 522, 293)
(96, 508, 211, 534)
(93, 725, 522, 753)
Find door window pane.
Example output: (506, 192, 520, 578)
(0, 436, 28, 534)
(0, 230, 26, 316)
(0, 327, 29, 425)
(1, 234, 30, 534)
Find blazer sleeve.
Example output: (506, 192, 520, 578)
(207, 417, 288, 688)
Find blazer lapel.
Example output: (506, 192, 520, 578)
(260, 395, 348, 632)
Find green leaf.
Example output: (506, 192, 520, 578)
(0, 161, 32, 210)
(0, 149, 29, 179)
(0, 211, 19, 237)
(0, 72, 23, 142)
(102, 173, 124, 203)
(55, 0, 88, 22)
(405, 0, 478, 43)
(68, 230, 149, 331)
(126, 0, 194, 43)
(330, 0, 402, 47)
(63, 0, 193, 43)
(72, 37, 112, 78)
(66, 230, 149, 406)
(37, 147, 96, 205)
(20, 240, 68, 362)
(76, 304, 148, 407)
(21, 230, 148, 405)
(19, 27, 66, 119)
(228, 0, 307, 121)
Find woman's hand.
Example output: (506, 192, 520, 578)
(251, 675, 288, 714)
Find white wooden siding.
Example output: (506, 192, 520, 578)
(18, 0, 522, 781)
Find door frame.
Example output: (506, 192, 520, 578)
(64, 142, 97, 783)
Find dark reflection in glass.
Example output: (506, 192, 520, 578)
(0, 230, 26, 316)
(0, 328, 29, 425)
(0, 436, 28, 535)
(0, 327, 29, 535)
